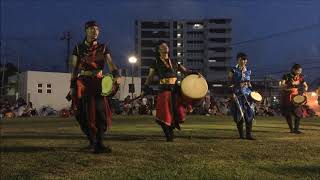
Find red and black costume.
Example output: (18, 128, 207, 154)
(280, 73, 305, 133)
(148, 57, 191, 141)
(71, 40, 113, 151)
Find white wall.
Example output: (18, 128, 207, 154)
(115, 76, 141, 101)
(20, 71, 71, 110)
(18, 71, 141, 109)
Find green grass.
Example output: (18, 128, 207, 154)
(1, 115, 320, 180)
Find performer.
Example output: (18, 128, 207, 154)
(69, 21, 119, 153)
(279, 64, 308, 134)
(142, 41, 193, 142)
(228, 52, 256, 140)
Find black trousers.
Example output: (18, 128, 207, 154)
(281, 105, 301, 132)
(76, 95, 107, 145)
(236, 118, 253, 138)
(284, 114, 300, 132)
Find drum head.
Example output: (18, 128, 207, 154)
(250, 91, 262, 102)
(101, 75, 113, 96)
(293, 95, 306, 105)
(181, 74, 208, 99)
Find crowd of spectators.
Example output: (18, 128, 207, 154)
(0, 98, 37, 118)
(1, 94, 316, 119)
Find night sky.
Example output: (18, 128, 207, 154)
(1, 0, 320, 82)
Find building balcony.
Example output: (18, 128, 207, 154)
(207, 51, 232, 57)
(207, 33, 232, 38)
(207, 23, 231, 29)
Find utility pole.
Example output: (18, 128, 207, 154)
(60, 31, 72, 72)
(16, 55, 20, 99)
(1, 58, 6, 96)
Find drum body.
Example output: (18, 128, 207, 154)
(250, 91, 263, 102)
(180, 74, 208, 105)
(292, 94, 307, 106)
(101, 74, 119, 97)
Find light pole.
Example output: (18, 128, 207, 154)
(128, 56, 137, 99)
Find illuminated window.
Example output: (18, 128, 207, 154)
(193, 24, 204, 29)
(177, 33, 181, 38)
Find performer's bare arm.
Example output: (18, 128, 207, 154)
(227, 71, 234, 88)
(303, 82, 308, 92)
(178, 63, 203, 77)
(279, 80, 287, 89)
(103, 53, 121, 84)
(178, 64, 189, 74)
(70, 55, 79, 80)
(144, 68, 155, 86)
(104, 53, 117, 72)
(141, 68, 155, 96)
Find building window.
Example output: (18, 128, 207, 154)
(37, 83, 43, 93)
(46, 83, 52, 94)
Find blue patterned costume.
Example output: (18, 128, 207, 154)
(230, 65, 255, 139)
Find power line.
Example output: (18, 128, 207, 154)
(232, 22, 320, 46)
(60, 31, 72, 72)
(255, 66, 320, 76)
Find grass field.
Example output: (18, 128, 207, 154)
(1, 115, 320, 180)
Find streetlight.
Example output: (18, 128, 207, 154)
(128, 56, 137, 98)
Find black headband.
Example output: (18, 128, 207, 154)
(85, 21, 98, 29)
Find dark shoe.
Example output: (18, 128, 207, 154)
(94, 143, 112, 154)
(166, 137, 174, 142)
(246, 137, 256, 140)
(246, 134, 256, 140)
(294, 130, 302, 134)
(245, 122, 254, 140)
(174, 122, 181, 130)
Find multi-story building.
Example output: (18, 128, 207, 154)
(135, 19, 232, 87)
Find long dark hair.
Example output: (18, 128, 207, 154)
(155, 40, 169, 60)
(291, 63, 302, 71)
